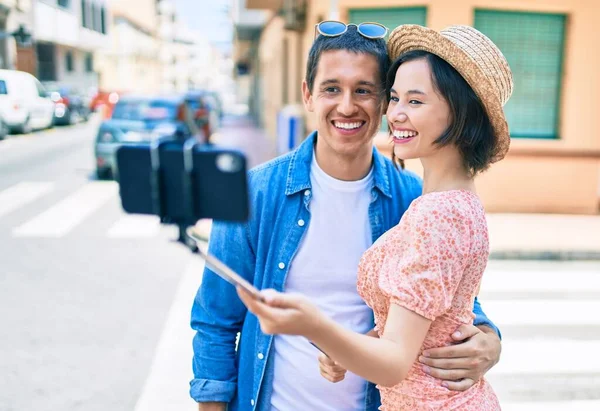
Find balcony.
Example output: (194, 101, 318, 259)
(233, 0, 272, 41)
(246, 0, 281, 10)
(34, 1, 79, 46)
(34, 1, 108, 50)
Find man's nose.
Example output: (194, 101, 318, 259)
(337, 91, 359, 116)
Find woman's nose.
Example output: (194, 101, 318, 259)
(389, 112, 408, 123)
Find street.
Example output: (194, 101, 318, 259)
(0, 118, 196, 411)
(1, 120, 599, 410)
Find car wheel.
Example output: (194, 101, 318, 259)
(69, 110, 81, 125)
(96, 167, 112, 180)
(0, 120, 7, 140)
(18, 117, 32, 134)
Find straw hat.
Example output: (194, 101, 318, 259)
(388, 25, 514, 162)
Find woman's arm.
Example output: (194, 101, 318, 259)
(310, 303, 431, 387)
(238, 288, 431, 388)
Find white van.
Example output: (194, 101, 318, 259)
(0, 70, 55, 133)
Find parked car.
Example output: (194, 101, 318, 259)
(94, 93, 212, 179)
(0, 70, 55, 133)
(42, 82, 91, 125)
(0, 116, 8, 140)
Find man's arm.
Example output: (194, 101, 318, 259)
(472, 296, 501, 339)
(418, 297, 502, 391)
(190, 219, 256, 406)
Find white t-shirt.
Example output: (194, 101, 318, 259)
(270, 154, 374, 411)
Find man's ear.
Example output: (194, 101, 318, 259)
(302, 80, 314, 112)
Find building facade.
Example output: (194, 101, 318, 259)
(32, 0, 108, 90)
(94, 0, 161, 94)
(237, 0, 600, 214)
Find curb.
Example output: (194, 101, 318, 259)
(490, 250, 600, 261)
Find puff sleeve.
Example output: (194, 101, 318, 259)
(378, 199, 472, 321)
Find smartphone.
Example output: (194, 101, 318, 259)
(187, 228, 264, 301)
(115, 140, 249, 223)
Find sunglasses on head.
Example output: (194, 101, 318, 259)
(314, 20, 388, 41)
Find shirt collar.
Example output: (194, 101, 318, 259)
(285, 131, 392, 198)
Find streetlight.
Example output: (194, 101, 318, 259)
(12, 25, 33, 47)
(0, 24, 33, 47)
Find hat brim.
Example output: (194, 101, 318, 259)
(388, 25, 510, 162)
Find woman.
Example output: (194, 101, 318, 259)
(237, 24, 512, 409)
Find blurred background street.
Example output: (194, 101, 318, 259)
(0, 0, 599, 410)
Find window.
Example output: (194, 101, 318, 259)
(100, 6, 106, 34)
(348, 7, 428, 131)
(65, 51, 74, 72)
(474, 10, 566, 139)
(85, 53, 94, 72)
(58, 0, 70, 8)
(36, 81, 47, 98)
(81, 0, 88, 29)
(91, 3, 100, 32)
(0, 80, 7, 95)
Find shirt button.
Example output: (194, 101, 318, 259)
(298, 219, 305, 227)
(257, 353, 264, 360)
(304, 190, 310, 196)
(278, 262, 285, 269)
(251, 399, 255, 406)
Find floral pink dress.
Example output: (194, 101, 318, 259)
(357, 190, 500, 410)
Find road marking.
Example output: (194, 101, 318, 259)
(483, 300, 600, 326)
(107, 215, 161, 238)
(490, 339, 600, 374)
(133, 257, 205, 411)
(0, 182, 55, 219)
(482, 267, 600, 292)
(501, 400, 600, 410)
(13, 182, 117, 238)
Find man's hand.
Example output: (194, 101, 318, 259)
(318, 353, 347, 383)
(418, 324, 501, 391)
(198, 402, 226, 411)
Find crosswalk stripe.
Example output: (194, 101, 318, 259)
(12, 182, 118, 238)
(107, 215, 161, 239)
(482, 300, 600, 326)
(490, 340, 600, 374)
(501, 400, 600, 410)
(0, 182, 55, 219)
(481, 268, 600, 292)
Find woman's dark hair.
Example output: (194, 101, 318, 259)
(386, 50, 497, 176)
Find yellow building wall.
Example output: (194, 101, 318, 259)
(254, 0, 600, 213)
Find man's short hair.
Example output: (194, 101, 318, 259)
(305, 25, 390, 93)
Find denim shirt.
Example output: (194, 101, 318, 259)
(190, 132, 501, 411)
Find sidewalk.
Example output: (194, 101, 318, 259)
(487, 213, 600, 260)
(204, 116, 600, 260)
(209, 115, 276, 169)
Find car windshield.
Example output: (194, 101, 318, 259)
(111, 100, 178, 122)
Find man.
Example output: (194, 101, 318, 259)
(190, 24, 501, 411)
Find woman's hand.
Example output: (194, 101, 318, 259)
(318, 353, 347, 383)
(236, 287, 324, 338)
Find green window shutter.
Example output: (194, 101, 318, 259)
(349, 7, 428, 132)
(474, 10, 566, 139)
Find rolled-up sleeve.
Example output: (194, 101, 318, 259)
(190, 218, 256, 403)
(472, 297, 502, 340)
